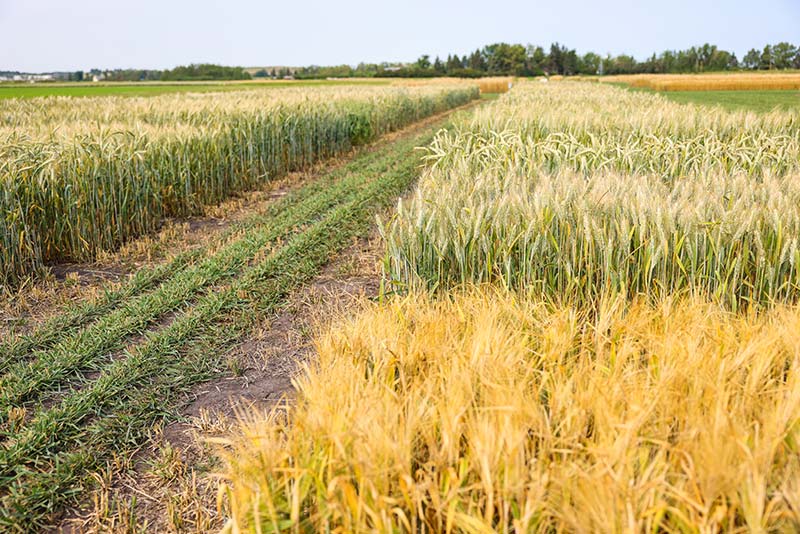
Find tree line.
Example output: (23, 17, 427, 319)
(293, 41, 800, 78)
(63, 64, 251, 82)
(34, 42, 800, 83)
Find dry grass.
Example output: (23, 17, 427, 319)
(603, 72, 800, 92)
(221, 289, 800, 533)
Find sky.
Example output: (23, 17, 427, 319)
(1, 0, 799, 72)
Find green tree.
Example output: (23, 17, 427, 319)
(743, 49, 760, 69)
(483, 43, 527, 74)
(578, 52, 602, 74)
(760, 45, 774, 69)
(772, 42, 798, 69)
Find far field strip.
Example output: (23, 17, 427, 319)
(0, 79, 391, 99)
(0, 102, 477, 531)
(611, 82, 800, 113)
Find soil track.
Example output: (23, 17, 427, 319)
(0, 100, 484, 533)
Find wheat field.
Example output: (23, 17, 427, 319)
(0, 84, 478, 288)
(222, 80, 800, 533)
(601, 72, 800, 91)
(384, 82, 800, 307)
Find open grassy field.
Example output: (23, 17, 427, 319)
(615, 84, 800, 113)
(660, 89, 800, 113)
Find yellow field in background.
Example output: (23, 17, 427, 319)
(602, 72, 800, 91)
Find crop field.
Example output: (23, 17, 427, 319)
(220, 82, 800, 532)
(601, 73, 800, 113)
(0, 85, 477, 288)
(0, 79, 392, 99)
(3, 75, 800, 532)
(603, 72, 800, 91)
(0, 82, 479, 530)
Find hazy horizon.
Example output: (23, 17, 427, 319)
(2, 0, 799, 72)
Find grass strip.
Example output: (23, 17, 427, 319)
(0, 251, 199, 368)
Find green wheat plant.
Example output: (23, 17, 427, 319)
(0, 85, 478, 287)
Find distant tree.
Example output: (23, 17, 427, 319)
(160, 64, 251, 81)
(760, 45, 774, 69)
(579, 52, 602, 74)
(548, 43, 563, 74)
(415, 55, 431, 70)
(445, 54, 463, 73)
(772, 42, 798, 69)
(467, 49, 486, 71)
(483, 43, 527, 74)
(743, 49, 760, 69)
(433, 56, 445, 74)
(526, 45, 547, 74)
(605, 54, 638, 74)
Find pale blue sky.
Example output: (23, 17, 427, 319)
(1, 0, 798, 71)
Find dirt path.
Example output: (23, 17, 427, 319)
(31, 100, 482, 533)
(59, 232, 383, 533)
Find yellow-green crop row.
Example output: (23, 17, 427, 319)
(0, 85, 479, 288)
(384, 82, 800, 307)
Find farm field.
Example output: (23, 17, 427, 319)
(660, 89, 800, 113)
(0, 84, 477, 288)
(0, 79, 391, 99)
(615, 85, 800, 113)
(602, 71, 800, 91)
(2, 75, 800, 533)
(601, 72, 800, 113)
(221, 82, 800, 532)
(0, 85, 480, 530)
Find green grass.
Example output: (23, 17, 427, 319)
(0, 106, 473, 531)
(612, 83, 800, 113)
(0, 79, 391, 99)
(661, 89, 800, 113)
